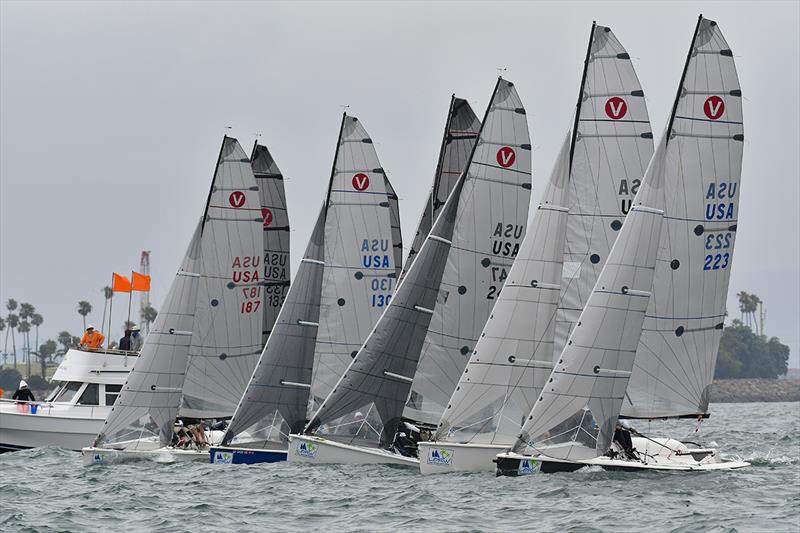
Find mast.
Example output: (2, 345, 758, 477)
(430, 95, 457, 211)
(567, 22, 596, 173)
(665, 14, 704, 146)
(200, 135, 229, 232)
(323, 113, 348, 216)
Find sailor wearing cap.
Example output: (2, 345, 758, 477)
(130, 325, 144, 352)
(79, 325, 105, 350)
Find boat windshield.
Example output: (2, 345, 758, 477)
(45, 383, 64, 402)
(77, 383, 99, 406)
(53, 382, 82, 403)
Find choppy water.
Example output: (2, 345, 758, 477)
(1, 402, 798, 532)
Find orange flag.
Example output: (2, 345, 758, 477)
(132, 271, 151, 292)
(113, 273, 132, 293)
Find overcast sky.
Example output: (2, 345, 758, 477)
(1, 0, 798, 367)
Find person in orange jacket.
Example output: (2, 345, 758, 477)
(79, 325, 105, 350)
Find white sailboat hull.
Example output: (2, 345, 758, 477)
(417, 441, 508, 474)
(287, 434, 418, 467)
(495, 437, 749, 475)
(82, 446, 210, 466)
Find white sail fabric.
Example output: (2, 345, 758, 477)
(513, 160, 666, 461)
(223, 206, 326, 446)
(309, 115, 401, 406)
(250, 143, 291, 347)
(435, 132, 572, 444)
(402, 96, 480, 279)
(93, 222, 203, 449)
(623, 17, 744, 418)
(305, 175, 467, 447)
(180, 137, 265, 419)
(404, 78, 532, 425)
(555, 25, 654, 357)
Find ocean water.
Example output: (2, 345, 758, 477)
(1, 402, 798, 532)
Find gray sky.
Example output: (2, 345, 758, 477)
(1, 1, 798, 367)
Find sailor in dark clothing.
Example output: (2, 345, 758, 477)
(12, 380, 36, 403)
(119, 330, 132, 351)
(613, 420, 638, 460)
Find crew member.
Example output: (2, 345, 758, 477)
(119, 329, 132, 351)
(12, 380, 35, 404)
(130, 325, 143, 352)
(613, 420, 638, 460)
(79, 325, 105, 350)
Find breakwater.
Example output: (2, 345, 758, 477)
(711, 379, 800, 403)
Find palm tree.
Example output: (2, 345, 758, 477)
(36, 339, 57, 378)
(7, 313, 18, 368)
(77, 301, 92, 331)
(18, 303, 34, 372)
(100, 286, 113, 336)
(31, 313, 43, 376)
(4, 298, 17, 359)
(17, 320, 30, 377)
(0, 317, 5, 365)
(56, 330, 76, 360)
(142, 305, 158, 333)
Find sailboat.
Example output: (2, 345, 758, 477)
(82, 136, 265, 464)
(496, 15, 749, 474)
(418, 23, 655, 474)
(289, 77, 531, 466)
(209, 114, 401, 464)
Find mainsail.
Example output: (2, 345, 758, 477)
(402, 96, 480, 279)
(250, 142, 291, 347)
(512, 142, 667, 461)
(555, 24, 655, 357)
(433, 24, 653, 446)
(404, 78, 533, 425)
(180, 137, 265, 419)
(622, 16, 744, 418)
(93, 221, 203, 449)
(309, 115, 402, 406)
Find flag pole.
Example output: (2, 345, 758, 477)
(106, 273, 114, 351)
(127, 270, 134, 328)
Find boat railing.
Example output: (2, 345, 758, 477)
(74, 347, 140, 357)
(0, 397, 106, 418)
